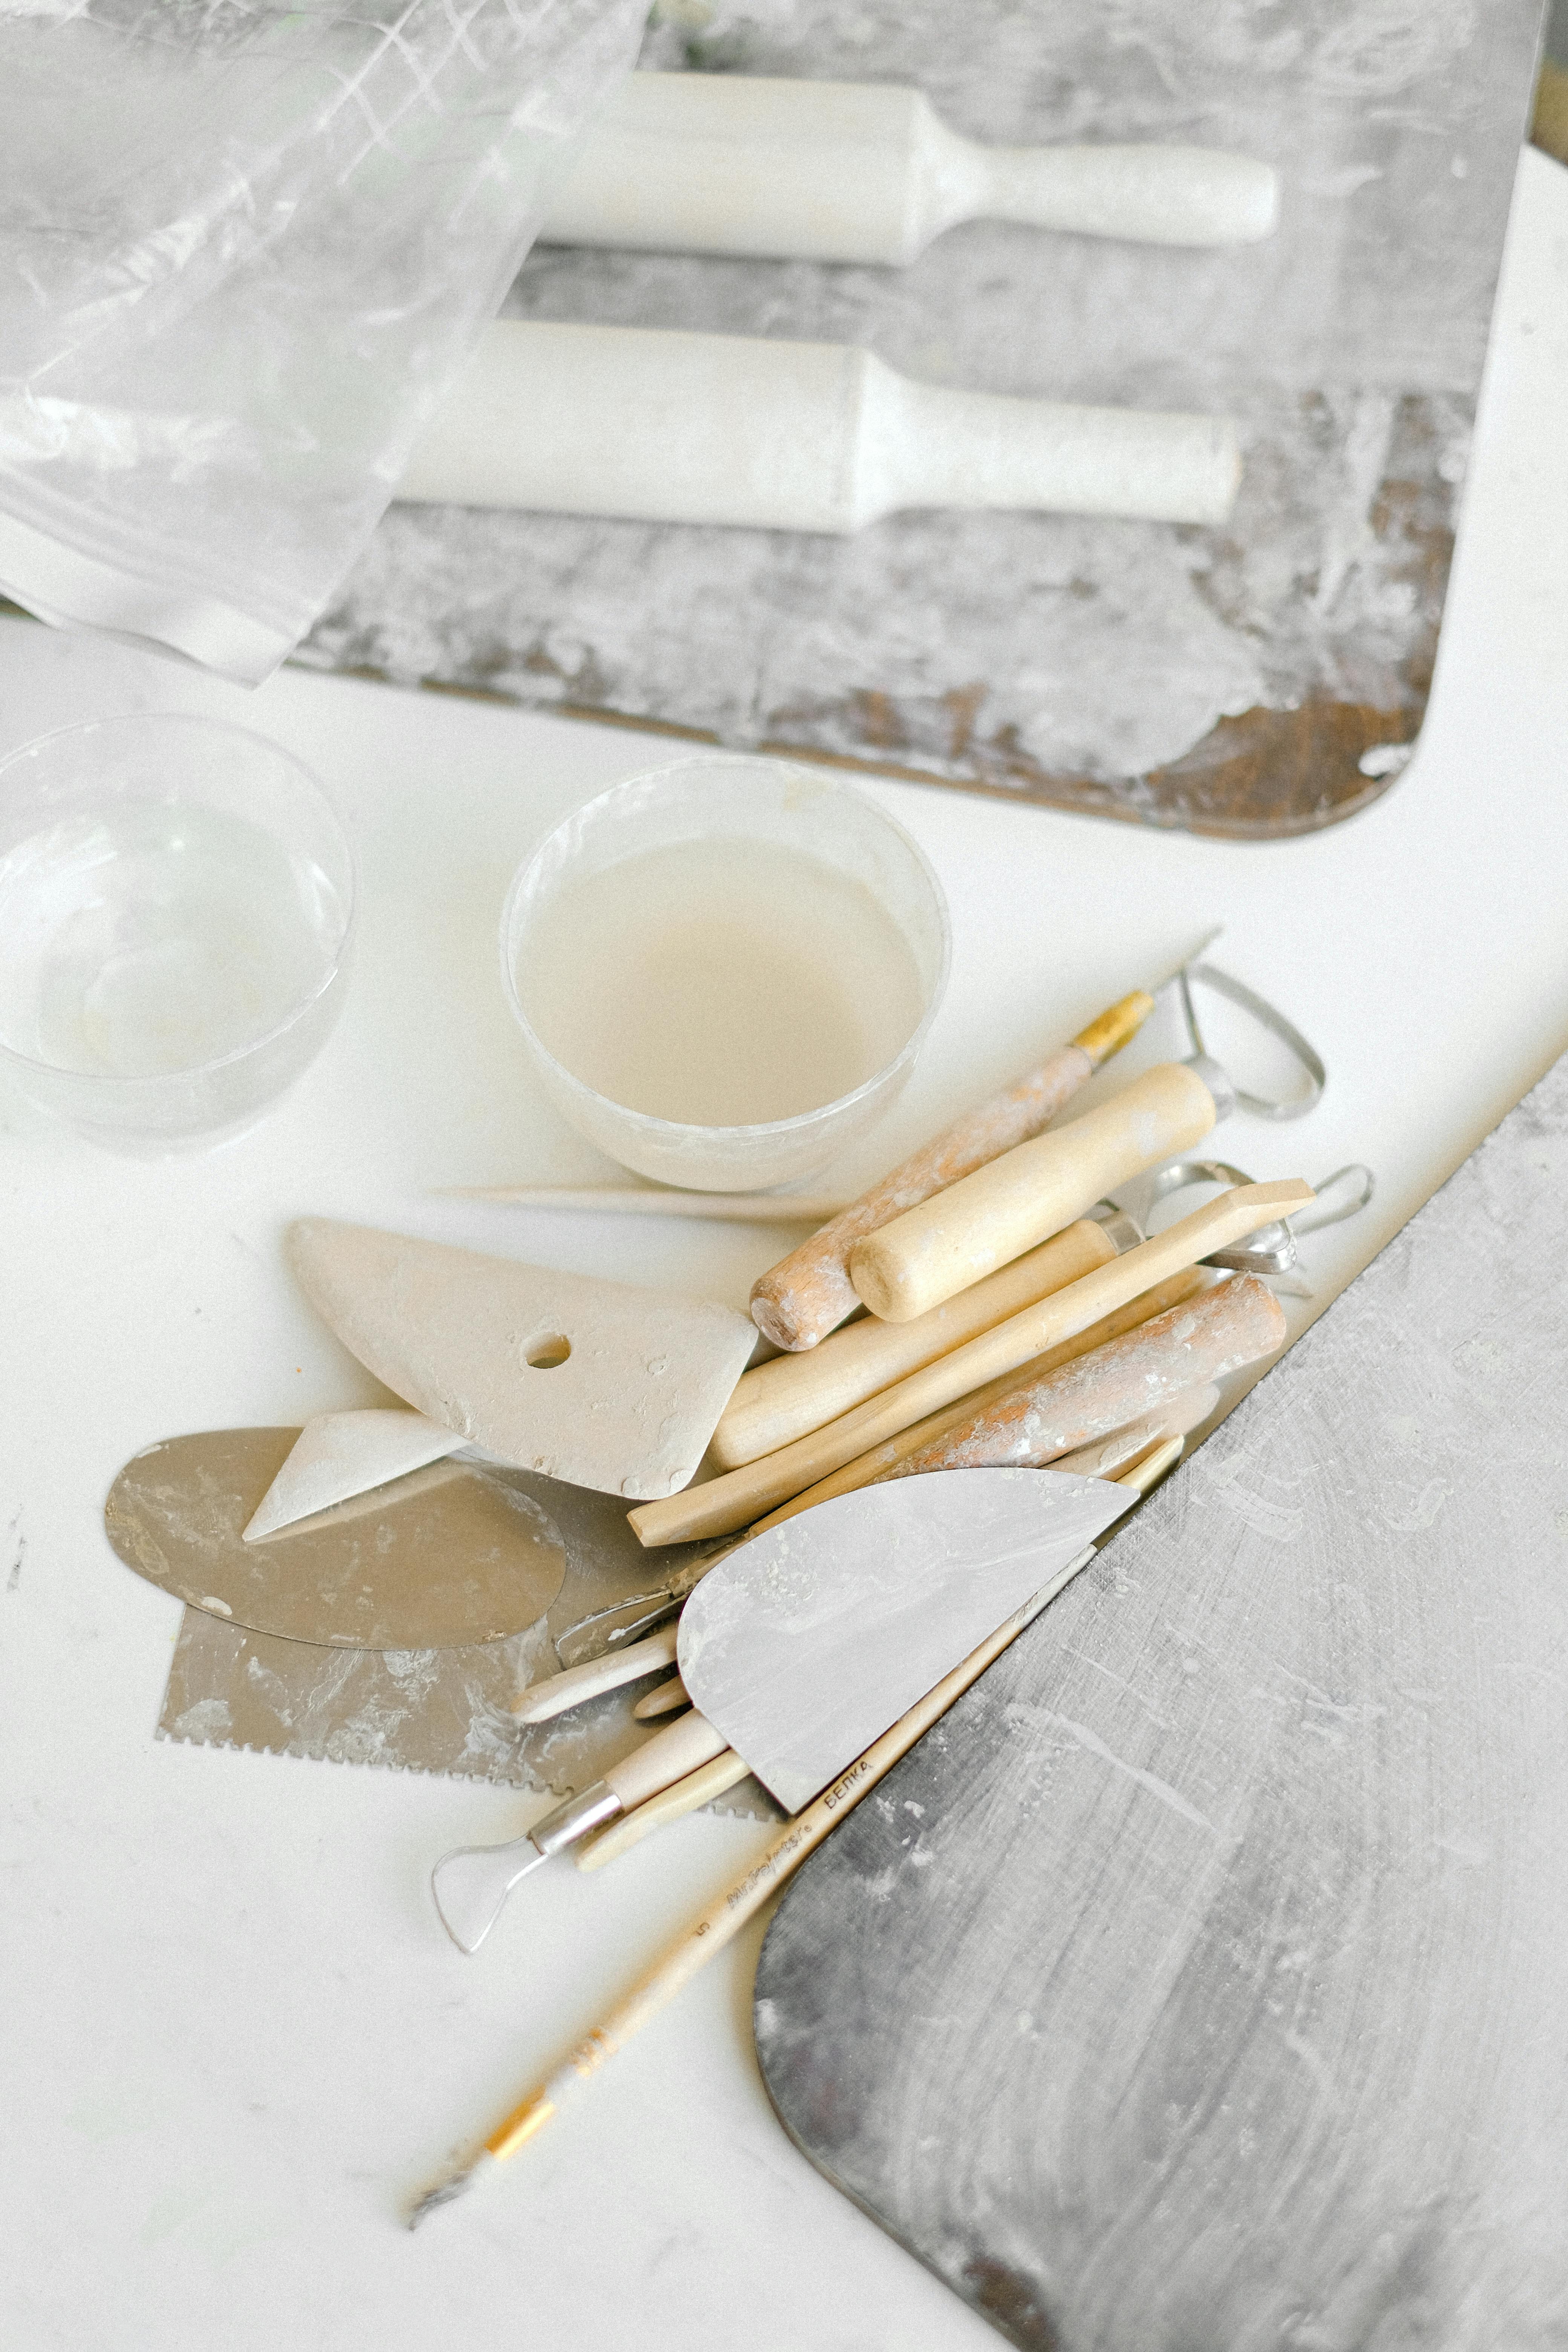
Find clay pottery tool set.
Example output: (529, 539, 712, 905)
(410, 1444, 1183, 2223)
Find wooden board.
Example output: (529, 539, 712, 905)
(753, 1046, 1568, 2347)
(297, 0, 1543, 838)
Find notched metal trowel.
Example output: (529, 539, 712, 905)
(287, 1219, 757, 1502)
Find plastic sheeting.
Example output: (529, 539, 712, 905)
(0, 0, 646, 681)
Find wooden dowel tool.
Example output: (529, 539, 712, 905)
(714, 1217, 1115, 1470)
(748, 988, 1154, 1351)
(511, 1625, 679, 1726)
(850, 1059, 1219, 1325)
(632, 1675, 691, 1722)
(738, 1269, 1207, 1537)
(409, 1443, 1182, 2223)
(629, 1181, 1311, 1546)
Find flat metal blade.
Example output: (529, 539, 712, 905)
(678, 1467, 1130, 1813)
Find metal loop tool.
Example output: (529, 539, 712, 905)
(1174, 959, 1326, 1122)
(1095, 1160, 1373, 1278)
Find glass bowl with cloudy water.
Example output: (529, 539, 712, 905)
(0, 713, 355, 1152)
(501, 757, 950, 1192)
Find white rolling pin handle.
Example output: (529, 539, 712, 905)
(957, 142, 1280, 250)
(855, 361, 1241, 530)
(604, 1708, 729, 1813)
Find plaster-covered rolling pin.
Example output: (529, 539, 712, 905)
(397, 322, 1242, 532)
(538, 75, 1280, 264)
(717, 1217, 1116, 1469)
(750, 989, 1156, 1352)
(628, 1181, 1311, 1546)
(884, 1278, 1283, 1481)
(850, 1059, 1221, 1324)
(760, 1338, 1216, 1536)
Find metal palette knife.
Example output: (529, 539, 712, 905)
(286, 1219, 758, 1501)
(432, 1467, 1133, 1954)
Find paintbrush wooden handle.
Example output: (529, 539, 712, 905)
(748, 993, 1152, 1351)
(577, 1750, 752, 1871)
(850, 1060, 1219, 1324)
(630, 1181, 1311, 1546)
(888, 1278, 1282, 1479)
(716, 1218, 1114, 1469)
(459, 1449, 1178, 2179)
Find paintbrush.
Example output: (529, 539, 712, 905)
(407, 1441, 1180, 2226)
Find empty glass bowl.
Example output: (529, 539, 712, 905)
(0, 712, 355, 1151)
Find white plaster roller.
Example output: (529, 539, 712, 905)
(398, 321, 1241, 531)
(538, 74, 1280, 263)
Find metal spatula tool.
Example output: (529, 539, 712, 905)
(432, 1466, 1133, 1951)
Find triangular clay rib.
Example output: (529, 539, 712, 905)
(286, 1219, 757, 1501)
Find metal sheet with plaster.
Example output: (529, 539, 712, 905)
(753, 1049, 1568, 2347)
(302, 0, 1541, 835)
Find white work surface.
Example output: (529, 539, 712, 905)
(4, 150, 1566, 2352)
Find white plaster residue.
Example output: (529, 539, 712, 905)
(1039, 1710, 1218, 1834)
(168, 1698, 231, 1742)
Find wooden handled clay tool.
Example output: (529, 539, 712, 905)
(538, 74, 1279, 265)
(409, 1448, 1180, 2224)
(629, 1181, 1312, 1547)
(749, 945, 1221, 1353)
(428, 1467, 1134, 1956)
(718, 1217, 1115, 1468)
(398, 321, 1242, 533)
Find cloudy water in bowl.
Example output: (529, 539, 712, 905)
(516, 837, 925, 1127)
(0, 803, 347, 1075)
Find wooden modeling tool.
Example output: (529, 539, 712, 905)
(438, 1188, 850, 1224)
(537, 75, 1280, 265)
(428, 1469, 1133, 1956)
(285, 1219, 756, 1501)
(749, 978, 1168, 1351)
(398, 321, 1242, 534)
(409, 1447, 1180, 2224)
(849, 1059, 1222, 1324)
(717, 1217, 1116, 1467)
(629, 1182, 1312, 1546)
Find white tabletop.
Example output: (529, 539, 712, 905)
(5, 147, 1566, 2352)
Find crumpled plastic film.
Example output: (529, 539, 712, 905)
(0, 0, 648, 682)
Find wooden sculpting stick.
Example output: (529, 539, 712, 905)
(748, 990, 1153, 1351)
(409, 1446, 1179, 2224)
(631, 1182, 1312, 1546)
(717, 1217, 1115, 1468)
(850, 1060, 1219, 1324)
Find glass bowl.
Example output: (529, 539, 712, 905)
(500, 755, 950, 1192)
(0, 712, 355, 1152)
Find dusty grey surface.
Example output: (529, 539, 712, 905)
(299, 0, 1542, 835)
(754, 1046, 1568, 2347)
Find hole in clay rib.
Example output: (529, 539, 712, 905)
(525, 1333, 572, 1370)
